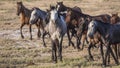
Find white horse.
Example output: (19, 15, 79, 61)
(48, 5, 67, 63)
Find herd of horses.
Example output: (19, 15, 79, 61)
(16, 1, 120, 67)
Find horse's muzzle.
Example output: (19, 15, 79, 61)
(16, 12, 20, 16)
(87, 33, 94, 39)
(29, 20, 34, 25)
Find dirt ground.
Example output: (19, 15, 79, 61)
(0, 0, 120, 68)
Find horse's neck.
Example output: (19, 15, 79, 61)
(82, 13, 92, 19)
(39, 10, 46, 19)
(62, 5, 68, 11)
(50, 16, 61, 27)
(21, 5, 31, 17)
(97, 22, 110, 39)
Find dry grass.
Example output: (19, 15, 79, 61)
(0, 0, 120, 68)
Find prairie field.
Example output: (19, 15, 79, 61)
(0, 0, 120, 68)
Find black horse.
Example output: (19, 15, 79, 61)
(87, 20, 119, 66)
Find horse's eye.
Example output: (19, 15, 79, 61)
(92, 25, 94, 27)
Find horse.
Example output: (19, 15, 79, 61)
(66, 8, 111, 50)
(56, 1, 82, 49)
(110, 13, 120, 24)
(87, 20, 119, 66)
(47, 5, 67, 63)
(29, 7, 50, 47)
(16, 2, 40, 40)
(109, 13, 120, 64)
(56, 1, 82, 13)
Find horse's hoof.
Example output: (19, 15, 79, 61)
(43, 44, 47, 47)
(89, 56, 94, 61)
(77, 46, 80, 50)
(30, 38, 32, 40)
(21, 36, 24, 39)
(37, 38, 40, 40)
(102, 62, 107, 67)
(60, 59, 63, 62)
(52, 60, 57, 64)
(102, 64, 106, 68)
(116, 62, 119, 65)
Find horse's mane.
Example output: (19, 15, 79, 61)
(69, 8, 91, 18)
(32, 7, 46, 15)
(31, 7, 39, 11)
(20, 3, 31, 17)
(94, 19, 110, 25)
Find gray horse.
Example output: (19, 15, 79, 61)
(47, 5, 67, 63)
(87, 20, 119, 66)
(29, 7, 49, 47)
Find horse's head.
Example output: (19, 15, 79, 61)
(16, 1, 23, 16)
(87, 20, 98, 39)
(29, 8, 40, 24)
(110, 13, 120, 24)
(49, 5, 60, 23)
(56, 1, 66, 12)
(77, 18, 89, 36)
(65, 8, 72, 23)
(45, 9, 50, 24)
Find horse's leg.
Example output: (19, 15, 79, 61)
(107, 50, 110, 65)
(113, 44, 118, 60)
(103, 45, 110, 66)
(29, 24, 32, 40)
(42, 31, 47, 47)
(51, 40, 57, 63)
(76, 35, 80, 50)
(67, 28, 75, 48)
(36, 23, 41, 39)
(20, 23, 25, 39)
(118, 44, 120, 58)
(54, 39, 57, 63)
(58, 37, 63, 62)
(81, 35, 86, 50)
(100, 43, 104, 65)
(109, 45, 119, 65)
(88, 43, 94, 61)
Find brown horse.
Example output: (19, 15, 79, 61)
(16, 1, 40, 40)
(66, 8, 111, 50)
(110, 13, 120, 24)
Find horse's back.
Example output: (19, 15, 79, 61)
(93, 14, 111, 23)
(107, 24, 120, 43)
(72, 6, 82, 13)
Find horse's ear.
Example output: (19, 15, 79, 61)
(116, 12, 118, 16)
(50, 5, 52, 9)
(17, 2, 19, 4)
(46, 9, 49, 12)
(111, 13, 114, 16)
(19, 1, 22, 4)
(58, 12, 61, 18)
(31, 7, 35, 11)
(61, 1, 63, 4)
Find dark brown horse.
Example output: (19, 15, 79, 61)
(16, 2, 40, 40)
(56, 1, 82, 49)
(110, 13, 120, 24)
(56, 1, 82, 13)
